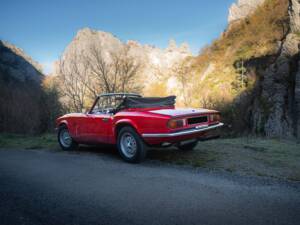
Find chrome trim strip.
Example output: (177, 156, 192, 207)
(142, 123, 224, 138)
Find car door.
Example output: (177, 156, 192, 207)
(83, 113, 112, 144)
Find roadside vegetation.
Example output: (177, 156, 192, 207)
(1, 133, 299, 181)
(149, 137, 300, 181)
(0, 133, 58, 150)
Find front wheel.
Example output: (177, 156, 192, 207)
(58, 126, 78, 151)
(117, 126, 147, 163)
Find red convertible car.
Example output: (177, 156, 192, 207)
(56, 93, 223, 163)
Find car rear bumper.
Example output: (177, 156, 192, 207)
(142, 123, 224, 138)
(141, 122, 224, 145)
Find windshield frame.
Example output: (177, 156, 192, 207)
(88, 93, 141, 115)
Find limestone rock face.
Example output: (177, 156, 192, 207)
(0, 40, 43, 83)
(247, 0, 300, 138)
(289, 0, 300, 33)
(57, 28, 192, 95)
(228, 0, 265, 23)
(61, 28, 124, 64)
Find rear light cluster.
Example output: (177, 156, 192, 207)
(167, 114, 221, 129)
(209, 114, 221, 122)
(167, 119, 185, 129)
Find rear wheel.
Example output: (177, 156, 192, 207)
(117, 126, 147, 163)
(176, 140, 198, 151)
(58, 126, 78, 151)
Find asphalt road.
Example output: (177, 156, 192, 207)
(0, 148, 300, 225)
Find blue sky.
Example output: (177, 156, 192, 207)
(0, 0, 234, 74)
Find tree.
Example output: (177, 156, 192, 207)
(85, 44, 142, 95)
(57, 53, 91, 112)
(41, 76, 64, 131)
(56, 44, 142, 112)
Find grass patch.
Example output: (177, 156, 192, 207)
(0, 133, 58, 150)
(149, 137, 300, 181)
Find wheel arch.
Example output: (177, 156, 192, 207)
(114, 120, 140, 140)
(58, 120, 69, 129)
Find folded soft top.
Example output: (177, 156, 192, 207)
(121, 96, 176, 108)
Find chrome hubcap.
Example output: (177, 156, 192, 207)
(60, 129, 72, 148)
(120, 132, 137, 158)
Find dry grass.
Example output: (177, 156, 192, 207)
(148, 137, 300, 181)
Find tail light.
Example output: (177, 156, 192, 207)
(167, 119, 185, 129)
(209, 114, 220, 122)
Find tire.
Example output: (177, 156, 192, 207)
(177, 140, 198, 151)
(57, 125, 78, 151)
(117, 126, 147, 163)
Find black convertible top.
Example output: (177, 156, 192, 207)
(121, 96, 176, 109)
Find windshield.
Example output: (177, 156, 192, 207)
(90, 94, 141, 114)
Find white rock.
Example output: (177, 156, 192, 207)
(57, 28, 192, 95)
(228, 0, 265, 23)
(289, 0, 300, 33)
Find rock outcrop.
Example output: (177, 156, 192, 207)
(245, 0, 300, 138)
(0, 40, 43, 83)
(57, 28, 192, 96)
(289, 0, 300, 32)
(228, 0, 265, 23)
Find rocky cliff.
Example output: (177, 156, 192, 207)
(228, 0, 300, 138)
(228, 0, 265, 23)
(0, 40, 43, 83)
(187, 0, 300, 139)
(57, 28, 192, 97)
(247, 0, 300, 138)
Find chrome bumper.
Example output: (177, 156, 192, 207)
(142, 123, 224, 138)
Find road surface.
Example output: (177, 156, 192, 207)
(0, 148, 300, 225)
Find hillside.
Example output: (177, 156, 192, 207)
(180, 0, 300, 139)
(0, 41, 62, 133)
(0, 40, 43, 83)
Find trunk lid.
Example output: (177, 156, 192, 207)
(149, 108, 217, 118)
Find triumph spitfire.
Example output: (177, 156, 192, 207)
(56, 93, 224, 163)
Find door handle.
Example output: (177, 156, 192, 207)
(102, 118, 109, 122)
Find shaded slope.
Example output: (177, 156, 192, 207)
(0, 41, 61, 133)
(189, 0, 300, 138)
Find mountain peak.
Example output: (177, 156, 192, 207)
(74, 27, 117, 41)
(167, 39, 177, 50)
(228, 0, 265, 24)
(165, 39, 191, 54)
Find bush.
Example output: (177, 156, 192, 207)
(0, 77, 63, 134)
